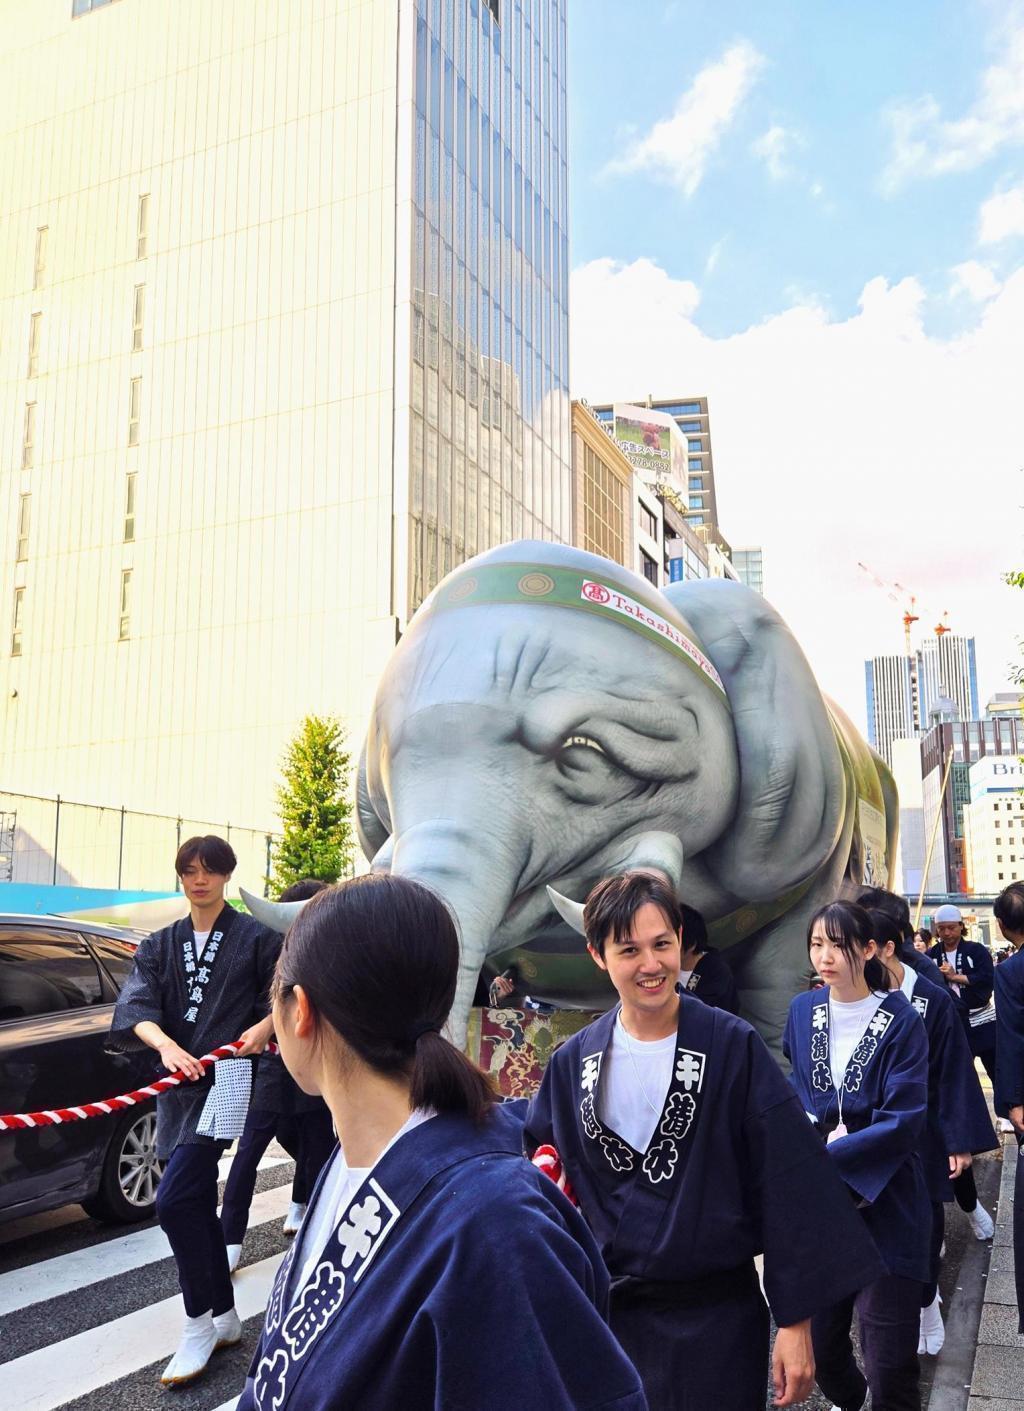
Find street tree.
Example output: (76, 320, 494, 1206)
(273, 715, 354, 890)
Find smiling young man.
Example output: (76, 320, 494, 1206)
(109, 835, 280, 1387)
(525, 872, 883, 1411)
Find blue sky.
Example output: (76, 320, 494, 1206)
(566, 0, 1024, 726)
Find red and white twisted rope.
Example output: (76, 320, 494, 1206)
(0, 1039, 279, 1133)
(531, 1143, 577, 1206)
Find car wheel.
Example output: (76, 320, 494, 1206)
(82, 1106, 163, 1223)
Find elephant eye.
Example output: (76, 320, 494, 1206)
(560, 734, 606, 756)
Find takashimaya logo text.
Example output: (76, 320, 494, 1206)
(579, 581, 724, 692)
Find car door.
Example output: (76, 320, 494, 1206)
(0, 928, 117, 1212)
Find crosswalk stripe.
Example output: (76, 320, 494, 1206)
(8, 1251, 283, 1411)
(211, 1400, 240, 1411)
(0, 1182, 292, 1317)
(217, 1150, 290, 1181)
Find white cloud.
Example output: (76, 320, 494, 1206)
(751, 124, 797, 181)
(881, 18, 1024, 190)
(978, 182, 1024, 242)
(604, 42, 765, 196)
(949, 259, 1002, 300)
(570, 256, 1024, 729)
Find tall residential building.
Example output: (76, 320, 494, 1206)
(0, 0, 570, 832)
(920, 716, 1023, 893)
(731, 547, 764, 596)
(865, 655, 915, 767)
(917, 634, 979, 728)
(963, 755, 1024, 893)
(590, 395, 730, 551)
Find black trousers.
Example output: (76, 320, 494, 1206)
(922, 1201, 945, 1306)
(1014, 1135, 1024, 1334)
(156, 1142, 232, 1318)
(610, 1263, 769, 1411)
(951, 1163, 979, 1212)
(813, 1274, 922, 1411)
(220, 1106, 335, 1245)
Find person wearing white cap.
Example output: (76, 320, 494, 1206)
(927, 904, 999, 1240)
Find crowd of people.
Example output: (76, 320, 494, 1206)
(107, 834, 1024, 1410)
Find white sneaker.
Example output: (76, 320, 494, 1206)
(161, 1311, 218, 1385)
(919, 1292, 944, 1355)
(226, 1242, 243, 1273)
(282, 1201, 306, 1237)
(213, 1306, 242, 1349)
(998, 1117, 1015, 1134)
(967, 1202, 995, 1240)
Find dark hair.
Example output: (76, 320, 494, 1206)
(994, 883, 1024, 935)
(678, 903, 708, 953)
(806, 901, 892, 992)
(583, 872, 683, 958)
(175, 834, 237, 878)
(279, 878, 329, 903)
(865, 906, 901, 956)
(916, 927, 932, 945)
(273, 873, 495, 1123)
(857, 886, 912, 942)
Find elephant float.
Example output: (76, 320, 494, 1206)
(249, 541, 897, 1056)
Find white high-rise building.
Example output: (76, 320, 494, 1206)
(864, 655, 914, 767)
(0, 0, 570, 831)
(963, 756, 1024, 893)
(916, 634, 979, 728)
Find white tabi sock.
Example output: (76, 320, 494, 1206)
(213, 1306, 242, 1348)
(283, 1201, 306, 1236)
(161, 1310, 218, 1385)
(918, 1291, 944, 1356)
(226, 1242, 243, 1273)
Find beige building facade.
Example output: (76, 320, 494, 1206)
(0, 0, 570, 848)
(963, 755, 1024, 894)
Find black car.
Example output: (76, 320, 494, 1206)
(0, 913, 164, 1224)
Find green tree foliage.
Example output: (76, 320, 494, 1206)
(273, 715, 354, 890)
(1008, 571, 1024, 689)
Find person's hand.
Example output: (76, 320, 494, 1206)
(158, 1041, 205, 1081)
(949, 1152, 972, 1179)
(235, 1018, 274, 1057)
(1010, 1105, 1024, 1135)
(772, 1321, 814, 1407)
(939, 961, 954, 977)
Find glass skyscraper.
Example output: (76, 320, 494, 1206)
(0, 0, 570, 835)
(405, 0, 571, 609)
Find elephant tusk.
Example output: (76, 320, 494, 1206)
(238, 886, 312, 934)
(547, 885, 587, 937)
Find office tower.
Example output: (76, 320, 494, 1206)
(731, 547, 764, 596)
(0, 0, 570, 829)
(963, 755, 1024, 893)
(916, 634, 979, 729)
(864, 655, 915, 767)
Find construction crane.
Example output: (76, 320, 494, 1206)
(857, 563, 955, 732)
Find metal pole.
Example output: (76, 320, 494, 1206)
(264, 834, 272, 898)
(52, 795, 60, 884)
(914, 747, 956, 931)
(117, 806, 126, 889)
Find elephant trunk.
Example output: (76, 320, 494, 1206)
(385, 820, 522, 1045)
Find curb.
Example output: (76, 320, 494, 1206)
(968, 1135, 1023, 1409)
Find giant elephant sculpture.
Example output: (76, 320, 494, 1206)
(253, 541, 898, 1055)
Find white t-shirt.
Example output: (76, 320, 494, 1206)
(678, 968, 695, 990)
(193, 929, 211, 960)
(596, 1013, 675, 1154)
(829, 992, 886, 1091)
(292, 1108, 433, 1300)
(899, 966, 916, 1003)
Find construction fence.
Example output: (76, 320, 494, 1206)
(0, 790, 279, 896)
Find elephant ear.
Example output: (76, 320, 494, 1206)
(664, 579, 846, 901)
(356, 739, 391, 863)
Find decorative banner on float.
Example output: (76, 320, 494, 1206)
(579, 579, 724, 693)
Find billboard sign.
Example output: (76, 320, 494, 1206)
(612, 404, 687, 490)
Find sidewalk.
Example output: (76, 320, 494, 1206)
(969, 1135, 1023, 1410)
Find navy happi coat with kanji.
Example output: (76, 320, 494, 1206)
(784, 987, 931, 1281)
(108, 907, 279, 1157)
(237, 1106, 647, 1411)
(525, 994, 881, 1323)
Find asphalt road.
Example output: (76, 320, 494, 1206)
(0, 1143, 1002, 1410)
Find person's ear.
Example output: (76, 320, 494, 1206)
(293, 985, 316, 1039)
(587, 942, 608, 972)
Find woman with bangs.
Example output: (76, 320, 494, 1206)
(783, 900, 931, 1411)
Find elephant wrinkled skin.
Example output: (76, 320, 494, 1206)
(355, 541, 897, 1054)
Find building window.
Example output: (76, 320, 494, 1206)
(128, 376, 141, 446)
(132, 284, 145, 351)
(16, 495, 30, 562)
(27, 312, 41, 377)
(119, 569, 132, 640)
(22, 402, 36, 469)
(137, 194, 149, 259)
(689, 477, 703, 492)
(33, 226, 48, 290)
(678, 420, 702, 432)
(485, 0, 499, 20)
(688, 496, 704, 510)
(640, 549, 658, 586)
(11, 587, 24, 656)
(639, 504, 657, 539)
(72, 0, 117, 13)
(124, 473, 137, 542)
(689, 459, 702, 472)
(659, 402, 702, 416)
(687, 438, 702, 452)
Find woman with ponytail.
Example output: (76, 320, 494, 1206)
(783, 900, 931, 1411)
(237, 874, 646, 1411)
